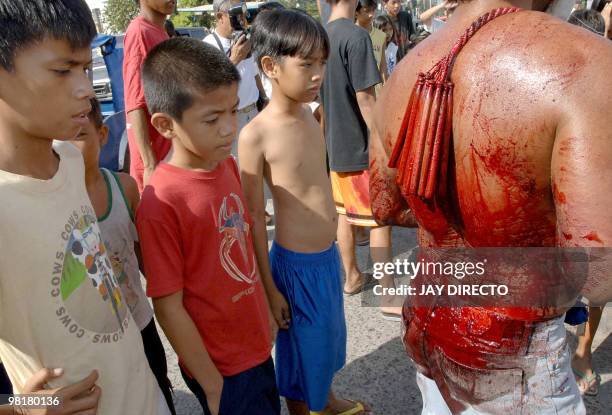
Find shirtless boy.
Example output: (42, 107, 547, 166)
(370, 0, 612, 413)
(240, 9, 369, 415)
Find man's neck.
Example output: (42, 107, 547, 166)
(356, 21, 372, 32)
(0, 118, 58, 179)
(140, 7, 167, 29)
(329, 2, 356, 23)
(451, 0, 526, 26)
(215, 26, 232, 40)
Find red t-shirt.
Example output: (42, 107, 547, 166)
(122, 16, 171, 192)
(136, 159, 271, 376)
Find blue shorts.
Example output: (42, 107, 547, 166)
(269, 242, 347, 411)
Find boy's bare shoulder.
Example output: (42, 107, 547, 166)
(239, 109, 277, 147)
(115, 171, 140, 209)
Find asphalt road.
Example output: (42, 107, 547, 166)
(154, 224, 611, 414)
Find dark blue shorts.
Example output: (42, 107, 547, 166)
(270, 242, 347, 411)
(181, 357, 280, 415)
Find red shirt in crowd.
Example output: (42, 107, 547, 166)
(136, 159, 272, 376)
(123, 15, 171, 192)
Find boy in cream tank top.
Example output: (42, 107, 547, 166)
(70, 98, 176, 414)
(0, 1, 166, 414)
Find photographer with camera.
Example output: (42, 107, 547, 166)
(204, 0, 268, 147)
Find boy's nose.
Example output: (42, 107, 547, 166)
(75, 73, 95, 100)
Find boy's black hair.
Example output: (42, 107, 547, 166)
(251, 9, 329, 72)
(87, 98, 104, 129)
(373, 14, 394, 33)
(0, 0, 97, 71)
(356, 0, 378, 12)
(142, 37, 240, 120)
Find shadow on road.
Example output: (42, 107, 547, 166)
(333, 337, 421, 415)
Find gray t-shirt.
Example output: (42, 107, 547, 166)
(320, 18, 382, 172)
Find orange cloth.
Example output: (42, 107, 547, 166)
(330, 170, 378, 227)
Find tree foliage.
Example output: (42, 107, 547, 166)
(103, 0, 139, 34)
(171, 0, 211, 28)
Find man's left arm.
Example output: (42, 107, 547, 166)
(368, 85, 417, 227)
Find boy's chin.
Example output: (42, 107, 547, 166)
(55, 126, 85, 141)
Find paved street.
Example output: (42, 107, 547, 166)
(156, 225, 612, 414)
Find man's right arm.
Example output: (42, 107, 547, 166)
(124, 43, 157, 186)
(552, 44, 612, 305)
(127, 109, 156, 185)
(419, 2, 445, 26)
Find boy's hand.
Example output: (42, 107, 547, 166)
(268, 311, 279, 344)
(269, 289, 291, 330)
(17, 368, 100, 414)
(202, 372, 223, 415)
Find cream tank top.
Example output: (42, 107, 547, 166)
(98, 168, 154, 330)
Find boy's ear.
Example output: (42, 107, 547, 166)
(99, 125, 110, 147)
(151, 113, 176, 140)
(260, 56, 279, 80)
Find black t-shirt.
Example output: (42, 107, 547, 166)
(320, 18, 382, 172)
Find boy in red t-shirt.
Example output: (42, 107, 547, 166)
(123, 0, 174, 192)
(136, 37, 279, 415)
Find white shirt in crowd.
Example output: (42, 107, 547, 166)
(204, 30, 260, 110)
(386, 42, 398, 76)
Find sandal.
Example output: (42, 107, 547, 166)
(343, 274, 374, 296)
(310, 399, 371, 415)
(572, 367, 601, 396)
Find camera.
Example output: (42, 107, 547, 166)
(229, 3, 250, 36)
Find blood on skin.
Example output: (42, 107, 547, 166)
(551, 181, 566, 204)
(583, 231, 603, 244)
(562, 232, 573, 240)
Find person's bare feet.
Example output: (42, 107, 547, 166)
(572, 352, 599, 395)
(343, 272, 367, 296)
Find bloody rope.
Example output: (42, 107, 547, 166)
(388, 7, 521, 204)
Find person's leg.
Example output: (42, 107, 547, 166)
(370, 225, 402, 316)
(572, 306, 604, 394)
(337, 213, 364, 294)
(140, 319, 176, 415)
(286, 399, 310, 415)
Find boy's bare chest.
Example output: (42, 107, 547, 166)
(266, 125, 326, 173)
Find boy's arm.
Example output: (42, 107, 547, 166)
(356, 86, 376, 132)
(153, 292, 223, 414)
(237, 126, 290, 330)
(380, 52, 388, 84)
(116, 173, 145, 272)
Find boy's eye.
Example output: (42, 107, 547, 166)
(204, 118, 218, 124)
(53, 69, 71, 75)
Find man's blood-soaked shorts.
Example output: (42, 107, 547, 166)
(405, 312, 585, 414)
(330, 170, 377, 227)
